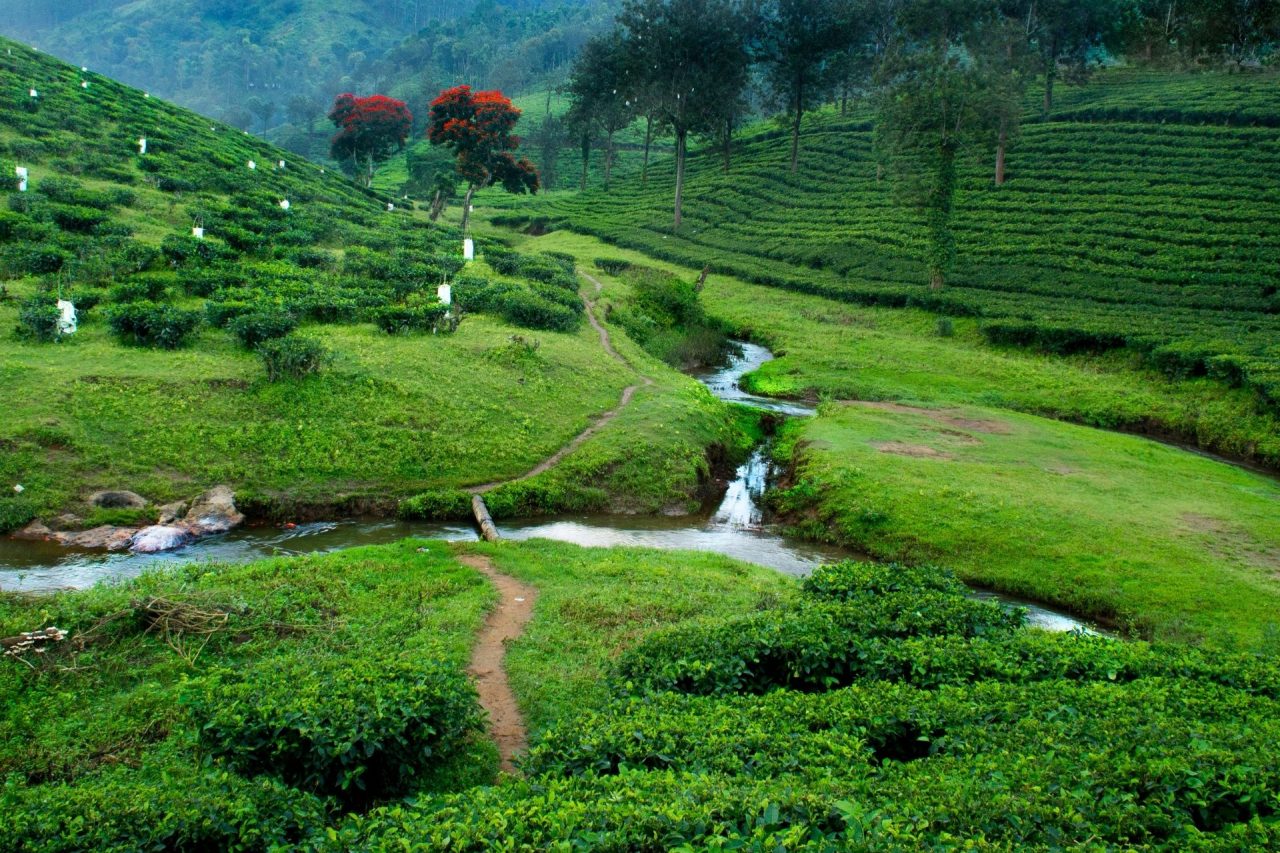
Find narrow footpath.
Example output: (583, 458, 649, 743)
(458, 552, 538, 775)
(466, 271, 652, 494)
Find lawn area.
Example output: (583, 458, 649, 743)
(772, 401, 1280, 647)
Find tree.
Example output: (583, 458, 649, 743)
(246, 95, 276, 132)
(1012, 0, 1126, 116)
(756, 0, 862, 172)
(426, 85, 540, 233)
(619, 0, 752, 230)
(328, 93, 414, 188)
(565, 30, 638, 188)
(980, 9, 1034, 185)
(874, 0, 1007, 289)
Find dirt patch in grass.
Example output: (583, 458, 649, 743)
(873, 442, 955, 460)
(1180, 512, 1280, 576)
(940, 416, 1013, 435)
(848, 401, 1013, 436)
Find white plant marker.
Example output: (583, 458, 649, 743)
(56, 300, 77, 335)
(463, 238, 474, 261)
(15, 166, 28, 192)
(437, 283, 452, 305)
(247, 160, 256, 170)
(277, 159, 285, 169)
(279, 199, 291, 210)
(81, 66, 87, 72)
(144, 93, 150, 99)
(192, 226, 204, 239)
(81, 81, 89, 89)
(13, 484, 23, 494)
(29, 88, 37, 98)
(137, 137, 147, 154)
(387, 202, 395, 212)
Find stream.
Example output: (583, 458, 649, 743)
(0, 342, 1099, 633)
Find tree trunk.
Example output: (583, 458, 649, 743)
(366, 152, 375, 189)
(722, 115, 732, 174)
(790, 75, 804, 173)
(927, 143, 957, 291)
(460, 183, 476, 233)
(429, 189, 444, 222)
(840, 80, 849, 116)
(1043, 64, 1056, 117)
(673, 128, 687, 231)
(604, 131, 614, 187)
(580, 132, 590, 191)
(642, 115, 653, 185)
(995, 119, 1008, 186)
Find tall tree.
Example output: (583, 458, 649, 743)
(328, 93, 414, 188)
(426, 85, 540, 233)
(619, 0, 751, 230)
(1014, 0, 1126, 116)
(874, 0, 1006, 289)
(756, 0, 862, 172)
(981, 8, 1034, 185)
(565, 30, 639, 188)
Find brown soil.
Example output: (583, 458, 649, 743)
(872, 442, 955, 459)
(847, 401, 1013, 435)
(1180, 513, 1280, 576)
(458, 553, 538, 775)
(467, 271, 651, 495)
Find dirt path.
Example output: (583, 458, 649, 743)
(466, 271, 652, 494)
(458, 552, 538, 775)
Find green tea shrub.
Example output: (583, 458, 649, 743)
(0, 495, 36, 533)
(594, 257, 631, 275)
(228, 308, 298, 349)
(498, 289, 581, 332)
(204, 297, 255, 328)
(15, 296, 61, 342)
(398, 488, 473, 520)
(106, 301, 201, 349)
(257, 335, 329, 381)
(802, 560, 962, 600)
(1, 244, 68, 275)
(370, 302, 449, 335)
(107, 277, 168, 304)
(187, 653, 481, 807)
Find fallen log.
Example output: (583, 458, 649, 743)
(471, 495, 501, 543)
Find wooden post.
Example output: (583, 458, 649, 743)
(471, 495, 501, 542)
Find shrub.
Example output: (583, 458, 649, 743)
(15, 296, 61, 342)
(257, 335, 329, 381)
(228, 308, 298, 349)
(594, 257, 631, 275)
(370, 302, 449, 335)
(936, 317, 954, 337)
(499, 290, 580, 332)
(398, 489, 473, 520)
(106, 301, 201, 349)
(186, 653, 482, 808)
(0, 495, 36, 533)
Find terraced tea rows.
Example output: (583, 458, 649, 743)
(504, 71, 1280, 411)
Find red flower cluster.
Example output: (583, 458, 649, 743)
(426, 86, 538, 194)
(328, 93, 413, 179)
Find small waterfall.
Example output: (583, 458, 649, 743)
(710, 448, 769, 529)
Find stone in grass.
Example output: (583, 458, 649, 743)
(131, 525, 192, 553)
(89, 490, 148, 509)
(56, 526, 135, 551)
(156, 501, 188, 525)
(182, 485, 244, 535)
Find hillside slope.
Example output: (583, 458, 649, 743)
(0, 37, 737, 532)
(510, 69, 1280, 416)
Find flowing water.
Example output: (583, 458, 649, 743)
(0, 342, 1102, 633)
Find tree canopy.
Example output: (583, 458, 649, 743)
(327, 93, 414, 188)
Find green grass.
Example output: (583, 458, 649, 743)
(0, 38, 744, 527)
(457, 539, 797, 736)
(503, 67, 1280, 413)
(772, 401, 1280, 647)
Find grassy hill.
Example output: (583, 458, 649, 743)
(0, 37, 739, 531)
(503, 68, 1280, 424)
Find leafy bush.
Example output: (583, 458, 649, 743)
(186, 653, 481, 807)
(594, 257, 631, 275)
(498, 289, 580, 332)
(228, 308, 298, 349)
(15, 296, 61, 342)
(398, 489, 473, 520)
(106, 301, 201, 349)
(0, 495, 36, 533)
(257, 335, 329, 381)
(370, 301, 449, 335)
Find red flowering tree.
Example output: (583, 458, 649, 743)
(328, 93, 414, 188)
(426, 85, 539, 231)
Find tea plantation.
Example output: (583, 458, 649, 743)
(502, 68, 1280, 415)
(0, 37, 741, 529)
(7, 543, 1280, 850)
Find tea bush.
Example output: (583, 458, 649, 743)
(257, 334, 329, 381)
(227, 307, 297, 348)
(14, 296, 60, 342)
(106, 300, 201, 348)
(187, 652, 482, 808)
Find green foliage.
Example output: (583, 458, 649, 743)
(188, 653, 482, 808)
(227, 307, 298, 349)
(106, 300, 201, 349)
(82, 506, 151, 528)
(256, 335, 329, 382)
(14, 296, 61, 342)
(0, 495, 36, 533)
(370, 301, 450, 335)
(397, 488, 473, 520)
(594, 257, 631, 275)
(608, 264, 734, 368)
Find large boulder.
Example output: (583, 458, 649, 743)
(182, 486, 244, 535)
(89, 490, 148, 509)
(156, 501, 188, 525)
(56, 526, 136, 550)
(131, 525, 192, 553)
(11, 521, 54, 541)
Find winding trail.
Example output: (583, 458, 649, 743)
(466, 270, 652, 494)
(458, 552, 538, 775)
